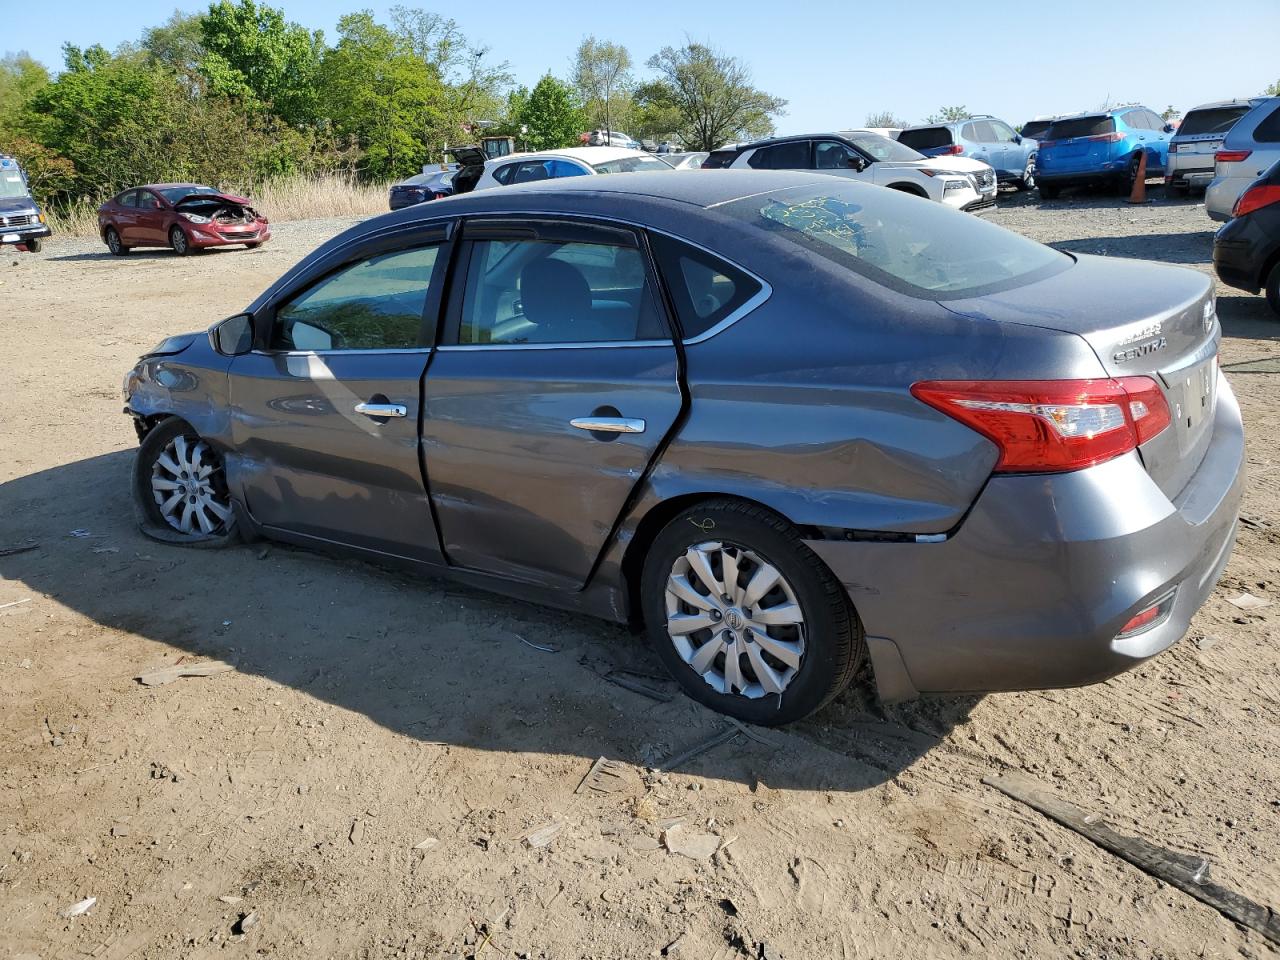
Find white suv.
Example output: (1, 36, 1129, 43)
(1206, 97, 1280, 221)
(704, 130, 998, 212)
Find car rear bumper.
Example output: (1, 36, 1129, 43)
(188, 224, 272, 247)
(1206, 176, 1246, 222)
(807, 373, 1244, 702)
(1213, 213, 1275, 292)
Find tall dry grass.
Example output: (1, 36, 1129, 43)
(47, 173, 392, 237)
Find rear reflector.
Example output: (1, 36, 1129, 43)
(1215, 149, 1252, 163)
(1116, 589, 1177, 639)
(910, 377, 1172, 473)
(1233, 183, 1280, 218)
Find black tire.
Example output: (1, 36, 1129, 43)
(640, 499, 865, 726)
(1266, 261, 1280, 317)
(1017, 155, 1036, 191)
(1037, 181, 1060, 200)
(244, 242, 262, 249)
(25, 238, 42, 253)
(169, 226, 192, 256)
(1172, 183, 1191, 197)
(133, 418, 240, 548)
(1116, 154, 1141, 196)
(105, 227, 129, 256)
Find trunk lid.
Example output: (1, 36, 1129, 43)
(943, 254, 1219, 499)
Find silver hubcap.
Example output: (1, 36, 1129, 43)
(172, 231, 186, 252)
(150, 435, 233, 536)
(664, 541, 806, 699)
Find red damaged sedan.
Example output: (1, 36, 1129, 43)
(97, 183, 271, 257)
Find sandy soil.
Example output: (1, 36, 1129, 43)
(2, 189, 1278, 960)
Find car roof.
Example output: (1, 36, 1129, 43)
(1183, 98, 1269, 112)
(137, 183, 213, 190)
(485, 146, 650, 168)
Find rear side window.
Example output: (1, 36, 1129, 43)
(1178, 106, 1251, 136)
(1254, 103, 1280, 143)
(1044, 115, 1114, 139)
(702, 149, 738, 169)
(492, 163, 519, 185)
(118, 190, 139, 207)
(746, 141, 811, 170)
(898, 127, 952, 150)
(649, 233, 763, 340)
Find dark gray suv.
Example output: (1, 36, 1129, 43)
(122, 171, 1243, 724)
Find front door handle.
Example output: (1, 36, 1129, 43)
(570, 416, 645, 434)
(355, 401, 407, 419)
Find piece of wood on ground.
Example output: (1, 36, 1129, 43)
(984, 773, 1280, 946)
(523, 820, 563, 849)
(136, 660, 234, 686)
(657, 727, 740, 771)
(661, 824, 721, 860)
(602, 670, 674, 703)
(576, 756, 642, 795)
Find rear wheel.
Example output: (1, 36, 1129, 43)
(133, 418, 239, 547)
(105, 227, 129, 256)
(1266, 261, 1280, 317)
(640, 500, 865, 726)
(169, 226, 191, 256)
(1038, 181, 1060, 200)
(1116, 154, 1142, 196)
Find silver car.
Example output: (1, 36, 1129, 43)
(1207, 96, 1280, 220)
(1167, 99, 1264, 195)
(121, 172, 1243, 725)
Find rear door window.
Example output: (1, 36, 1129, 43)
(962, 121, 996, 142)
(648, 233, 764, 340)
(746, 141, 812, 170)
(1045, 115, 1115, 139)
(1178, 106, 1251, 136)
(898, 127, 952, 150)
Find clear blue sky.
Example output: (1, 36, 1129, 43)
(5, 0, 1278, 132)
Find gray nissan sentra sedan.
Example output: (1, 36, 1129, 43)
(122, 171, 1244, 725)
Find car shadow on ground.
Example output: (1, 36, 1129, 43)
(47, 247, 244, 263)
(1049, 232, 1217, 264)
(0, 449, 977, 795)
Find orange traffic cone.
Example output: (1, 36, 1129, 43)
(1127, 150, 1149, 204)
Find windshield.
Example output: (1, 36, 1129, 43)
(841, 133, 926, 163)
(1178, 106, 1251, 136)
(158, 185, 218, 204)
(591, 155, 675, 174)
(0, 169, 30, 200)
(1044, 115, 1114, 140)
(722, 183, 1069, 299)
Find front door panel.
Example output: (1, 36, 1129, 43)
(423, 346, 681, 589)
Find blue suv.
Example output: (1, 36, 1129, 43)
(898, 115, 1038, 189)
(1036, 106, 1174, 199)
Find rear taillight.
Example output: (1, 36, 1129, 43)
(1233, 183, 1280, 217)
(1038, 139, 1058, 148)
(910, 377, 1171, 473)
(1215, 149, 1252, 163)
(1168, 142, 1178, 153)
(938, 143, 964, 155)
(1086, 132, 1125, 143)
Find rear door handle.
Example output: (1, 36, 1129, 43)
(570, 416, 645, 434)
(354, 402, 407, 419)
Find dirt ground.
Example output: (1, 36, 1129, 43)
(2, 187, 1279, 960)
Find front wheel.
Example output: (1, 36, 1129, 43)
(640, 500, 865, 725)
(1017, 156, 1036, 191)
(24, 238, 42, 253)
(244, 242, 262, 249)
(1266, 261, 1280, 317)
(133, 419, 239, 547)
(169, 226, 192, 256)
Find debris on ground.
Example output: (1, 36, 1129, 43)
(0, 598, 31, 611)
(136, 660, 234, 686)
(1226, 592, 1272, 611)
(231, 911, 258, 935)
(523, 820, 564, 849)
(218, 895, 242, 905)
(61, 897, 96, 918)
(662, 932, 688, 956)
(68, 529, 92, 538)
(348, 819, 364, 844)
(514, 633, 561, 653)
(0, 542, 39, 557)
(602, 669, 674, 703)
(661, 824, 721, 860)
(413, 837, 440, 852)
(658, 727, 741, 771)
(109, 823, 129, 838)
(576, 756, 641, 795)
(984, 774, 1280, 945)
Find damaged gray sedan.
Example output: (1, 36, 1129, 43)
(122, 171, 1243, 724)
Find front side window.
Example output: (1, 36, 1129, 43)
(841, 133, 925, 162)
(746, 141, 812, 170)
(723, 183, 1069, 300)
(273, 246, 440, 351)
(990, 120, 1018, 142)
(136, 191, 161, 210)
(649, 233, 763, 340)
(458, 238, 664, 345)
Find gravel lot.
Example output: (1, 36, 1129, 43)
(1, 186, 1278, 960)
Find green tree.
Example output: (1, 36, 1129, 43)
(518, 74, 585, 150)
(1161, 104, 1181, 122)
(143, 11, 207, 74)
(0, 52, 49, 136)
(199, 0, 324, 124)
(571, 36, 632, 138)
(864, 110, 908, 129)
(1265, 79, 1280, 96)
(317, 11, 446, 179)
(643, 43, 786, 151)
(925, 106, 970, 123)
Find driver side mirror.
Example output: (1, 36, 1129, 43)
(1164, 123, 1176, 133)
(1013, 134, 1023, 144)
(849, 155, 868, 172)
(210, 314, 254, 356)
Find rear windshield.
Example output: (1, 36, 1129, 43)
(1178, 106, 1251, 136)
(722, 183, 1069, 300)
(1044, 115, 1114, 140)
(702, 150, 738, 169)
(1020, 120, 1052, 139)
(898, 127, 953, 150)
(591, 155, 674, 174)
